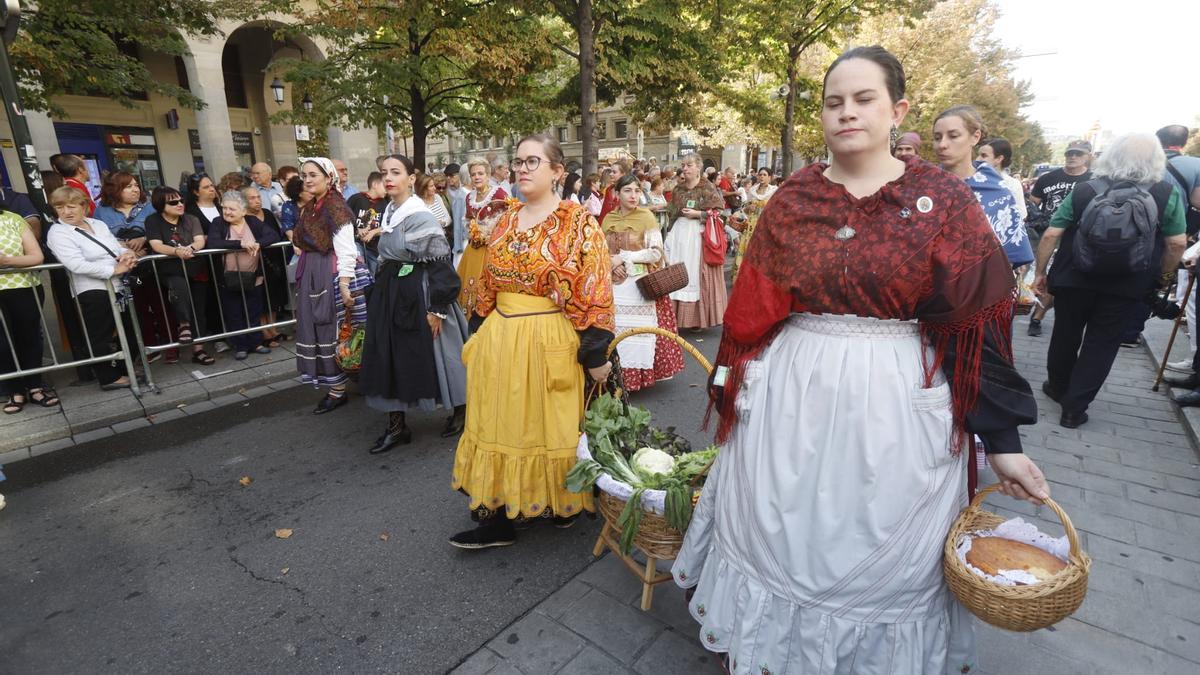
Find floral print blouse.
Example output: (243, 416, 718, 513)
(476, 200, 615, 333)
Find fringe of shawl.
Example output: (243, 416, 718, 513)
(704, 322, 785, 445)
(919, 295, 1016, 456)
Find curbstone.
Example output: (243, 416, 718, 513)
(28, 436, 76, 458)
(0, 446, 31, 465)
(110, 417, 153, 434)
(72, 427, 115, 446)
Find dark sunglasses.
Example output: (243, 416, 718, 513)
(165, 199, 184, 206)
(1065, 150, 1086, 157)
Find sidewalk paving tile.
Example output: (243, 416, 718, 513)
(62, 396, 145, 435)
(632, 629, 715, 675)
(558, 586, 663, 665)
(451, 647, 503, 675)
(558, 646, 630, 674)
(485, 612, 585, 674)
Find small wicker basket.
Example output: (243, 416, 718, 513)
(637, 262, 689, 301)
(943, 484, 1091, 632)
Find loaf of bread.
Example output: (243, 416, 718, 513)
(965, 536, 1067, 583)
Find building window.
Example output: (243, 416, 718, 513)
(615, 120, 628, 139)
(575, 125, 584, 142)
(557, 127, 567, 143)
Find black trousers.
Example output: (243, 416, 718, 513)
(48, 266, 93, 381)
(0, 285, 46, 395)
(76, 289, 133, 386)
(1046, 286, 1138, 414)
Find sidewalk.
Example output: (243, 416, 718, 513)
(452, 315, 1200, 674)
(0, 342, 301, 466)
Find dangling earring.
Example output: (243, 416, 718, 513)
(889, 125, 900, 148)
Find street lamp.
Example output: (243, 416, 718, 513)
(270, 77, 285, 105)
(301, 93, 314, 113)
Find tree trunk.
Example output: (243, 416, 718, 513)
(780, 42, 800, 176)
(577, 0, 597, 176)
(410, 84, 427, 170)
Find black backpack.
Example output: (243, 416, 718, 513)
(1070, 178, 1172, 277)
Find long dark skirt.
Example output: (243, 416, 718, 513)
(360, 260, 467, 412)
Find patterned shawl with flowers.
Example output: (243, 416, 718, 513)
(707, 157, 1036, 469)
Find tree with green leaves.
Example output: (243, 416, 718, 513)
(715, 0, 924, 174)
(538, 0, 716, 175)
(10, 0, 246, 117)
(269, 0, 564, 170)
(855, 0, 1050, 173)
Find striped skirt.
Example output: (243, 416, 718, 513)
(293, 249, 370, 388)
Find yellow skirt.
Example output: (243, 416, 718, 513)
(451, 292, 594, 519)
(456, 244, 487, 315)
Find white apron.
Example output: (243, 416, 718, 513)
(664, 216, 702, 303)
(673, 313, 976, 675)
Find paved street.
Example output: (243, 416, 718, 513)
(4, 318, 1200, 673)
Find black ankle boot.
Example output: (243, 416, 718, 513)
(449, 516, 516, 549)
(441, 405, 466, 438)
(369, 412, 412, 454)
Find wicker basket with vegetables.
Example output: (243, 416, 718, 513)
(564, 327, 717, 610)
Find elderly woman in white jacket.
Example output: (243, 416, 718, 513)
(46, 186, 138, 390)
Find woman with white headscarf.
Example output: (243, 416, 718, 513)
(293, 157, 370, 414)
(360, 154, 468, 454)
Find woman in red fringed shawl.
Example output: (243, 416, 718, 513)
(670, 47, 1050, 675)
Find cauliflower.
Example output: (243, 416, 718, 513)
(632, 447, 675, 477)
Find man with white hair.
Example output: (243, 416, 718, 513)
(1033, 133, 1187, 427)
(333, 159, 358, 199)
(250, 162, 285, 217)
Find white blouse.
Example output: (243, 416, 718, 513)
(47, 218, 131, 297)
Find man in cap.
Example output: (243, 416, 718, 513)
(1026, 140, 1094, 337)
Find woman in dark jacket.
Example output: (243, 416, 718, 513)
(206, 190, 281, 360)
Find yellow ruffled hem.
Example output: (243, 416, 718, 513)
(451, 432, 594, 520)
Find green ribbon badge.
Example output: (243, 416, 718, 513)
(397, 264, 414, 277)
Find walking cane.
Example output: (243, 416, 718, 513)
(1153, 273, 1195, 392)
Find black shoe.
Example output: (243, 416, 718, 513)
(552, 516, 579, 529)
(1041, 381, 1064, 403)
(1060, 411, 1089, 428)
(312, 394, 348, 415)
(1027, 319, 1042, 337)
(368, 427, 412, 454)
(441, 408, 466, 438)
(1120, 336, 1142, 348)
(449, 522, 516, 550)
(1164, 373, 1200, 389)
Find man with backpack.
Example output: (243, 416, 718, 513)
(1033, 133, 1188, 428)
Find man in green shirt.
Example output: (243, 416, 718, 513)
(1033, 133, 1187, 428)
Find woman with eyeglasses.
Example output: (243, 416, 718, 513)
(360, 155, 468, 454)
(450, 133, 614, 549)
(292, 157, 368, 414)
(144, 186, 213, 365)
(455, 159, 507, 319)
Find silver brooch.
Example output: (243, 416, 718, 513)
(917, 196, 934, 213)
(835, 226, 856, 241)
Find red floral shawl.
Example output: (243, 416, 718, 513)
(708, 157, 1016, 448)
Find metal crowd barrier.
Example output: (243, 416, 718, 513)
(0, 263, 144, 396)
(0, 241, 297, 398)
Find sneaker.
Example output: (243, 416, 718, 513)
(449, 522, 516, 549)
(1166, 358, 1195, 374)
(1027, 319, 1042, 337)
(145, 351, 163, 364)
(214, 341, 231, 353)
